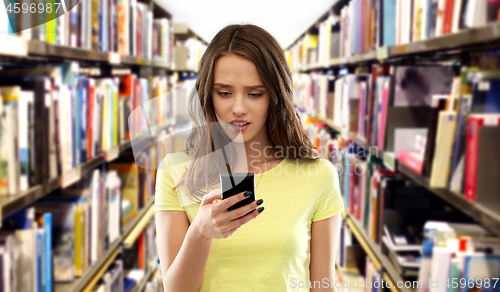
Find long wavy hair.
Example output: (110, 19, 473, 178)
(174, 24, 319, 201)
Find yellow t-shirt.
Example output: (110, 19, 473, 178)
(154, 151, 345, 292)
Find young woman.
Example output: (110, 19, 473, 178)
(154, 24, 345, 292)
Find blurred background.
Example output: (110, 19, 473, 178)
(0, 0, 500, 291)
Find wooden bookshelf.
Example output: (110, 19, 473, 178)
(380, 22, 500, 59)
(0, 37, 172, 69)
(54, 241, 121, 292)
(120, 55, 153, 66)
(338, 131, 500, 237)
(0, 0, 188, 289)
(346, 214, 413, 292)
(122, 199, 155, 240)
(172, 23, 208, 45)
(123, 205, 154, 248)
(332, 123, 500, 237)
(130, 262, 157, 292)
(0, 120, 170, 222)
(289, 4, 500, 292)
(296, 101, 500, 285)
(0, 155, 105, 220)
(397, 162, 500, 237)
(293, 22, 500, 73)
(53, 198, 155, 292)
(296, 97, 500, 237)
(294, 103, 345, 134)
(0, 147, 115, 221)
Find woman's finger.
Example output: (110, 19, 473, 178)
(200, 189, 222, 206)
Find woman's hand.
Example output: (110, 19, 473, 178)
(191, 189, 264, 241)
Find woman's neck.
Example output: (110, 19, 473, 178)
(231, 132, 275, 173)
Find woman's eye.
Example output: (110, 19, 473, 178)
(218, 92, 230, 97)
(249, 93, 263, 98)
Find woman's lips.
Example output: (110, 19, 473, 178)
(229, 122, 250, 132)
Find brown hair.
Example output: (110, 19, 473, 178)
(174, 24, 319, 201)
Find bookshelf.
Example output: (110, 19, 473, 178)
(172, 23, 207, 73)
(130, 258, 158, 292)
(292, 20, 500, 237)
(0, 37, 172, 69)
(0, 0, 206, 290)
(172, 23, 208, 45)
(397, 162, 500, 237)
(123, 204, 155, 248)
(294, 22, 500, 73)
(298, 99, 500, 237)
(290, 0, 500, 289)
(0, 121, 169, 223)
(0, 118, 168, 290)
(346, 215, 409, 292)
(55, 199, 154, 292)
(54, 199, 154, 292)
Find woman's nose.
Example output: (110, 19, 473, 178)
(232, 95, 247, 115)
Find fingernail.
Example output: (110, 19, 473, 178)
(256, 199, 263, 206)
(244, 191, 252, 197)
(258, 207, 264, 213)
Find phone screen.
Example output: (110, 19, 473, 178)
(220, 173, 256, 211)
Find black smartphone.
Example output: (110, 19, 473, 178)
(220, 173, 256, 212)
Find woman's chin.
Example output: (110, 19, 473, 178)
(219, 123, 243, 142)
(232, 132, 246, 143)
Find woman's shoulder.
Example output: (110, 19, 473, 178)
(285, 157, 339, 178)
(292, 156, 337, 169)
(166, 151, 194, 165)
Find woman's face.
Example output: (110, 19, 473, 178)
(212, 54, 270, 144)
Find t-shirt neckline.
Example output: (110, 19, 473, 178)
(255, 157, 287, 176)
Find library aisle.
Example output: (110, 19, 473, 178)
(1, 0, 500, 291)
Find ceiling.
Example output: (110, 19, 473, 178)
(159, 0, 337, 49)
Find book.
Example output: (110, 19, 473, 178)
(418, 221, 489, 292)
(464, 114, 500, 201)
(33, 201, 76, 282)
(429, 111, 457, 188)
(473, 125, 500, 212)
(0, 86, 20, 196)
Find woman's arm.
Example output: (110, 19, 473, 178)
(310, 213, 342, 292)
(155, 210, 213, 292)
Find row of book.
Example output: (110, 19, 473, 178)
(284, 14, 340, 69)
(300, 119, 500, 287)
(121, 218, 159, 292)
(174, 38, 207, 71)
(293, 73, 335, 121)
(0, 0, 174, 62)
(285, 0, 500, 69)
(293, 63, 500, 213)
(339, 0, 500, 56)
(92, 259, 163, 292)
(0, 151, 159, 291)
(0, 62, 175, 196)
(92, 217, 160, 292)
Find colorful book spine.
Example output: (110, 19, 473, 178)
(464, 114, 500, 201)
(44, 213, 52, 292)
(377, 78, 390, 150)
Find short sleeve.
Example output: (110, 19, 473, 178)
(312, 159, 345, 222)
(154, 158, 185, 213)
